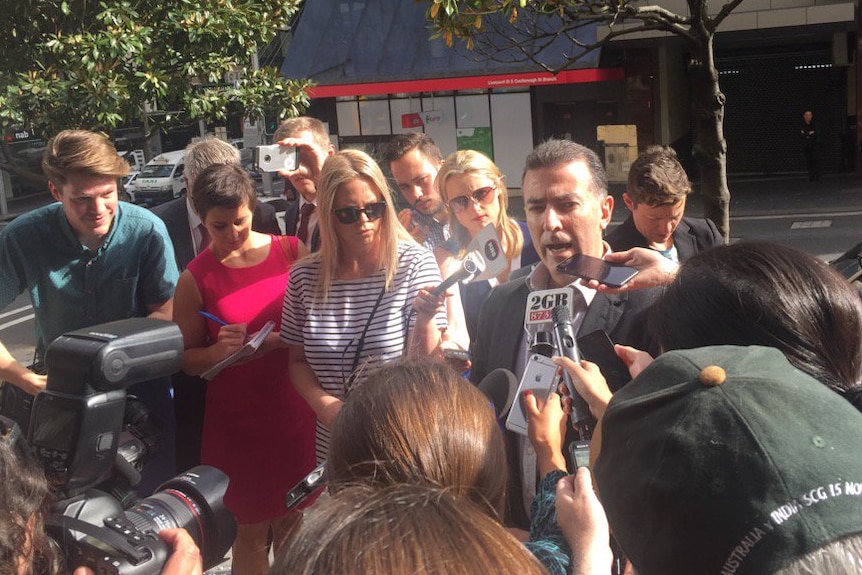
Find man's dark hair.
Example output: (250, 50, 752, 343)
(380, 133, 443, 167)
(626, 145, 691, 206)
(522, 139, 607, 197)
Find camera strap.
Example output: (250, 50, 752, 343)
(45, 514, 151, 563)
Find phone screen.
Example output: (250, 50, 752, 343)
(576, 330, 631, 392)
(556, 254, 638, 288)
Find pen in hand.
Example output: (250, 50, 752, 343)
(199, 310, 229, 327)
(199, 311, 250, 341)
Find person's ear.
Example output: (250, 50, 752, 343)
(622, 193, 635, 211)
(49, 181, 63, 202)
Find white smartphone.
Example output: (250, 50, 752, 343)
(256, 144, 299, 172)
(505, 354, 559, 436)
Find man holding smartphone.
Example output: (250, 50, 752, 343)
(273, 116, 335, 252)
(606, 145, 723, 263)
(470, 139, 660, 528)
(381, 133, 450, 251)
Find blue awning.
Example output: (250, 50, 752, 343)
(282, 0, 600, 87)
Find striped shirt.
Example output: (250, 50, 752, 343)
(281, 242, 446, 462)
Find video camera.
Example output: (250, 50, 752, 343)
(3, 318, 237, 574)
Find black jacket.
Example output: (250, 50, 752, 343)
(606, 214, 722, 263)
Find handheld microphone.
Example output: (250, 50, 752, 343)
(552, 305, 595, 440)
(431, 257, 482, 297)
(476, 368, 518, 421)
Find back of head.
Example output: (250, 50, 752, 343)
(522, 138, 607, 197)
(594, 345, 862, 575)
(184, 137, 241, 192)
(191, 163, 257, 220)
(0, 419, 60, 575)
(380, 132, 443, 166)
(626, 145, 691, 206)
(42, 129, 129, 186)
(272, 484, 547, 575)
(327, 358, 508, 519)
(272, 116, 330, 151)
(652, 241, 862, 397)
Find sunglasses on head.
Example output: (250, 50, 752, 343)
(448, 185, 496, 214)
(332, 201, 387, 225)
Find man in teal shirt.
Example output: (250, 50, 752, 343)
(0, 129, 179, 490)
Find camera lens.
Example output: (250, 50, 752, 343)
(124, 466, 237, 569)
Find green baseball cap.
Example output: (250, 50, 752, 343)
(594, 345, 862, 575)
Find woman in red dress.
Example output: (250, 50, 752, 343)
(172, 163, 315, 575)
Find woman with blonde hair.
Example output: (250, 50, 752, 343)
(435, 150, 540, 347)
(281, 149, 447, 463)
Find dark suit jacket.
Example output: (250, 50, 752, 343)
(606, 215, 723, 263)
(470, 270, 660, 527)
(283, 198, 321, 252)
(152, 197, 281, 270)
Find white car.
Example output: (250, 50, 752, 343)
(122, 171, 139, 203)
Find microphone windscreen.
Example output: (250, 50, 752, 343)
(477, 368, 518, 420)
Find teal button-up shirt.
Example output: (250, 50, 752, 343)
(0, 201, 179, 360)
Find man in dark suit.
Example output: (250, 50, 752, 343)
(152, 137, 280, 472)
(606, 145, 722, 263)
(272, 117, 335, 252)
(153, 137, 281, 271)
(471, 139, 660, 527)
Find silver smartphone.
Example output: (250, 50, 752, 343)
(505, 353, 559, 436)
(256, 144, 299, 172)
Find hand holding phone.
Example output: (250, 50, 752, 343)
(256, 144, 299, 172)
(556, 254, 638, 288)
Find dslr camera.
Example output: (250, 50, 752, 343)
(3, 318, 237, 574)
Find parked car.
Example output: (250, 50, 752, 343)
(134, 150, 186, 207)
(121, 171, 140, 203)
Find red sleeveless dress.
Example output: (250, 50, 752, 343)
(187, 235, 316, 524)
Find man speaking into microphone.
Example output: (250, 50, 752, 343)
(470, 139, 660, 527)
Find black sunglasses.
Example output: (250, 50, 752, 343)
(448, 186, 496, 213)
(332, 201, 387, 225)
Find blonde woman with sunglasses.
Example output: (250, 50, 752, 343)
(280, 149, 448, 463)
(435, 150, 540, 348)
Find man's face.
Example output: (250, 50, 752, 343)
(523, 161, 613, 288)
(803, 111, 813, 123)
(50, 173, 119, 249)
(281, 129, 332, 202)
(389, 148, 444, 217)
(625, 194, 686, 250)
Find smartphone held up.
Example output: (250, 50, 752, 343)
(556, 253, 638, 288)
(255, 144, 299, 172)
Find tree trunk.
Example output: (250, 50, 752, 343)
(688, 34, 731, 240)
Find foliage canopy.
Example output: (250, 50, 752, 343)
(0, 0, 310, 140)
